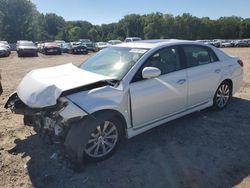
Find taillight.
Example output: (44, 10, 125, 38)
(237, 59, 244, 67)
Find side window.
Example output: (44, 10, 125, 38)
(144, 47, 182, 75)
(209, 49, 219, 62)
(132, 46, 182, 82)
(183, 46, 217, 68)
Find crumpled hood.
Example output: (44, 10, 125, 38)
(17, 63, 112, 108)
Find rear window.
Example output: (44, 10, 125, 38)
(183, 45, 218, 68)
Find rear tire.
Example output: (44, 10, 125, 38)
(64, 113, 124, 162)
(213, 81, 232, 110)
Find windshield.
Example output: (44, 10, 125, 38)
(80, 47, 147, 80)
(20, 42, 35, 47)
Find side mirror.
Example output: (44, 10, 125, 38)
(142, 67, 161, 79)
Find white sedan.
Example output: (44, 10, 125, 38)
(5, 39, 243, 162)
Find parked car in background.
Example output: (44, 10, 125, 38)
(0, 43, 11, 57)
(0, 41, 10, 49)
(9, 43, 17, 51)
(243, 39, 250, 46)
(37, 43, 44, 53)
(16, 40, 29, 46)
(108, 40, 122, 45)
(124, 37, 142, 42)
(60, 42, 71, 53)
(234, 40, 249, 47)
(5, 39, 243, 162)
(79, 39, 97, 52)
(209, 40, 221, 48)
(16, 41, 38, 57)
(68, 42, 88, 54)
(221, 40, 234, 48)
(43, 42, 61, 55)
(95, 42, 110, 51)
(54, 40, 66, 47)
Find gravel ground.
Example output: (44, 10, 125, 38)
(0, 49, 250, 188)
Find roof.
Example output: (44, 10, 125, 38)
(116, 39, 200, 49)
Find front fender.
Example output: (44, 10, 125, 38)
(66, 85, 131, 129)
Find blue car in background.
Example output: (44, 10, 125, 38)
(60, 43, 70, 53)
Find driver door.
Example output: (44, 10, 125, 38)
(129, 46, 188, 128)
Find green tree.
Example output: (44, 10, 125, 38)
(0, 0, 37, 42)
(217, 16, 242, 39)
(88, 28, 99, 41)
(119, 14, 144, 38)
(43, 13, 66, 40)
(143, 13, 167, 39)
(1, 1, 250, 43)
(240, 18, 250, 38)
(68, 26, 81, 41)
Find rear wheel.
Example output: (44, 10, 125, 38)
(213, 81, 232, 110)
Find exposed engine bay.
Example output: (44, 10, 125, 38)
(5, 92, 87, 144)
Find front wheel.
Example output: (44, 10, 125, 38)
(65, 114, 124, 162)
(84, 120, 120, 161)
(213, 81, 232, 110)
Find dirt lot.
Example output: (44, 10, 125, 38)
(0, 49, 250, 188)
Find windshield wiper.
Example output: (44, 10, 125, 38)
(104, 79, 120, 86)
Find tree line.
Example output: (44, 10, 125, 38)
(0, 0, 250, 43)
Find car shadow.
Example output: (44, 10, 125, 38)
(9, 97, 250, 188)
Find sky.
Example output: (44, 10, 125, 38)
(31, 0, 250, 25)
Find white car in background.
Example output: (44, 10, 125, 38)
(0, 43, 11, 57)
(108, 40, 122, 45)
(5, 39, 243, 162)
(95, 42, 110, 51)
(125, 37, 142, 42)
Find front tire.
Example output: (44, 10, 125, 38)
(64, 113, 124, 162)
(213, 81, 232, 110)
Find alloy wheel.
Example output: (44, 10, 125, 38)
(84, 121, 118, 158)
(216, 83, 230, 108)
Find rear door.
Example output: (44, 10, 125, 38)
(129, 46, 188, 128)
(182, 45, 222, 107)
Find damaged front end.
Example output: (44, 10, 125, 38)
(5, 92, 88, 143)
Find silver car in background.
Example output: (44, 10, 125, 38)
(5, 39, 243, 162)
(0, 43, 11, 57)
(16, 41, 38, 57)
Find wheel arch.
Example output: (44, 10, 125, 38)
(221, 78, 233, 91)
(91, 109, 128, 137)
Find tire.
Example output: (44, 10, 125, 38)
(213, 81, 232, 110)
(0, 82, 3, 96)
(5, 51, 10, 57)
(64, 113, 124, 162)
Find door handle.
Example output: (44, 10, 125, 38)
(214, 69, 221, 73)
(177, 79, 186, 85)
